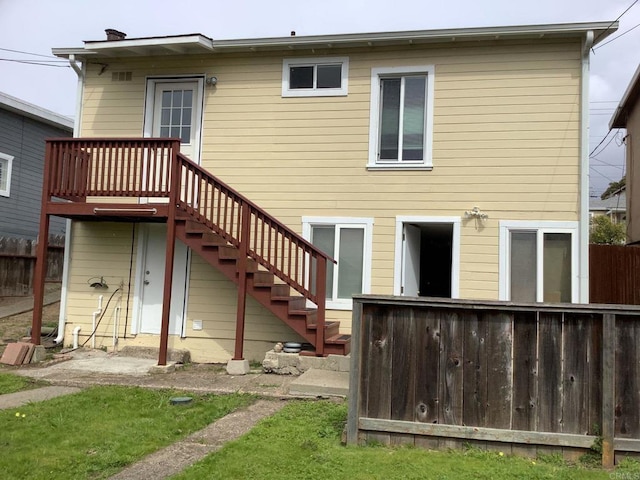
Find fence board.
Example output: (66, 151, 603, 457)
(485, 311, 513, 429)
(590, 244, 640, 305)
(512, 311, 538, 431)
(390, 307, 416, 425)
(615, 318, 640, 438)
(562, 313, 590, 434)
(0, 235, 64, 296)
(439, 311, 463, 427)
(537, 312, 563, 433)
(462, 311, 487, 427)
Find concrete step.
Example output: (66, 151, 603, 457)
(288, 368, 349, 398)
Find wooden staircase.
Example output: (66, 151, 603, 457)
(31, 138, 350, 362)
(175, 215, 350, 355)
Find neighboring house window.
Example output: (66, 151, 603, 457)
(499, 221, 578, 303)
(282, 57, 349, 97)
(0, 152, 14, 197)
(368, 65, 435, 170)
(302, 217, 373, 310)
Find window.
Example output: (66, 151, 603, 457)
(282, 57, 349, 97)
(302, 217, 373, 310)
(368, 65, 435, 170)
(0, 152, 14, 197)
(499, 221, 578, 303)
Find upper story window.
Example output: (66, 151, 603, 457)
(282, 57, 349, 97)
(0, 152, 14, 197)
(368, 65, 435, 170)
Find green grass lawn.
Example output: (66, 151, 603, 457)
(172, 401, 640, 480)
(0, 385, 253, 480)
(0, 371, 47, 394)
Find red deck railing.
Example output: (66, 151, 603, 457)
(43, 138, 333, 355)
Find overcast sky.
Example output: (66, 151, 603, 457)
(1, 0, 639, 195)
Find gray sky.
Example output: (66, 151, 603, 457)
(1, 0, 639, 195)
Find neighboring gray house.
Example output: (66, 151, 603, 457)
(0, 92, 73, 239)
(589, 190, 627, 225)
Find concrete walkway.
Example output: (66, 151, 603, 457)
(109, 399, 286, 480)
(0, 385, 81, 409)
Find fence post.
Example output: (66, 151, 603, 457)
(315, 255, 327, 356)
(602, 313, 616, 468)
(347, 297, 363, 445)
(233, 202, 250, 360)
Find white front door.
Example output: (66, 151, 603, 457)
(137, 224, 189, 335)
(402, 224, 421, 296)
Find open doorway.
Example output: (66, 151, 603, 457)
(395, 216, 460, 298)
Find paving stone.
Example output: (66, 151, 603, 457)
(1, 343, 28, 366)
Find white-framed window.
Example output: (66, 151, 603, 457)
(0, 152, 14, 197)
(282, 57, 349, 97)
(302, 217, 373, 310)
(368, 65, 435, 170)
(499, 221, 579, 303)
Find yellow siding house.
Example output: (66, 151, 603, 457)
(33, 22, 616, 365)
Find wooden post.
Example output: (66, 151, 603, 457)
(31, 141, 53, 346)
(233, 202, 251, 360)
(158, 142, 180, 366)
(315, 256, 327, 356)
(347, 297, 363, 445)
(602, 313, 615, 469)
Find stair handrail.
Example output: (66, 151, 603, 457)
(175, 153, 335, 310)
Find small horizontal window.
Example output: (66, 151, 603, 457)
(282, 57, 349, 97)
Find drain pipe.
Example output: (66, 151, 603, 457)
(579, 31, 594, 303)
(72, 327, 81, 349)
(55, 54, 85, 346)
(92, 295, 103, 349)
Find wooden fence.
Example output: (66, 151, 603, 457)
(347, 295, 640, 467)
(590, 244, 640, 305)
(0, 235, 64, 296)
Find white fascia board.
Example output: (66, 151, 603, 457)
(0, 92, 73, 130)
(610, 63, 640, 129)
(85, 35, 213, 52)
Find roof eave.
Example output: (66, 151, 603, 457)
(610, 64, 640, 129)
(52, 21, 618, 60)
(0, 92, 73, 130)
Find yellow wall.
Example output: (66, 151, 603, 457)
(63, 38, 583, 362)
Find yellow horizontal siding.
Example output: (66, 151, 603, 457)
(70, 37, 583, 361)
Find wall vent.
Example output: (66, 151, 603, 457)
(111, 71, 132, 82)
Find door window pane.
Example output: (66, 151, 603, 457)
(543, 233, 571, 302)
(510, 231, 537, 302)
(183, 90, 193, 108)
(402, 76, 426, 160)
(290, 66, 314, 89)
(161, 91, 172, 108)
(380, 78, 401, 160)
(317, 64, 342, 88)
(337, 228, 364, 299)
(172, 90, 183, 107)
(311, 226, 335, 299)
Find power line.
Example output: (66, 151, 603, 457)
(593, 0, 639, 45)
(590, 157, 624, 170)
(589, 165, 617, 182)
(0, 47, 58, 59)
(594, 22, 640, 50)
(0, 58, 69, 68)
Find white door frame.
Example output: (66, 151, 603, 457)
(131, 224, 191, 336)
(142, 75, 205, 165)
(394, 216, 461, 298)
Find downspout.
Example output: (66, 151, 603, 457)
(579, 31, 594, 303)
(55, 55, 85, 345)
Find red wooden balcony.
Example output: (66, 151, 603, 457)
(32, 138, 347, 365)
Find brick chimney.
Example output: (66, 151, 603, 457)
(105, 29, 127, 41)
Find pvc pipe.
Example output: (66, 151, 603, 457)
(92, 295, 103, 349)
(72, 326, 81, 349)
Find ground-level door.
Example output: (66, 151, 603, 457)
(134, 224, 190, 336)
(395, 216, 460, 298)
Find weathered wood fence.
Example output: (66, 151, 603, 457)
(0, 235, 64, 296)
(590, 244, 640, 305)
(347, 295, 640, 467)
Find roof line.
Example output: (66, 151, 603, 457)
(610, 63, 640, 129)
(0, 92, 73, 130)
